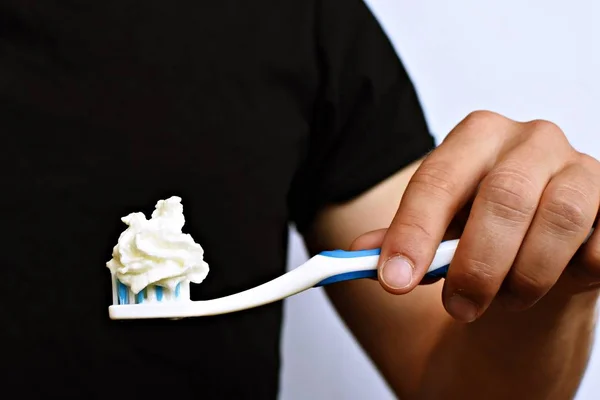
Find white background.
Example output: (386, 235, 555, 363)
(280, 0, 600, 399)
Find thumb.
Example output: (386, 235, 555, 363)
(350, 228, 444, 287)
(349, 229, 387, 251)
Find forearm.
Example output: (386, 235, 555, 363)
(417, 283, 598, 400)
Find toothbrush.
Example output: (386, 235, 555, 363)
(109, 226, 597, 320)
(108, 239, 459, 320)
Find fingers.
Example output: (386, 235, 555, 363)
(565, 154, 600, 286)
(375, 108, 600, 321)
(500, 161, 598, 309)
(442, 122, 573, 322)
(379, 111, 514, 294)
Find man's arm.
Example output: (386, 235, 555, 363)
(304, 159, 598, 400)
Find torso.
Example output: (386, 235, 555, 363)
(1, 2, 319, 397)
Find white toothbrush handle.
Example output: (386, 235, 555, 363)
(109, 239, 459, 319)
(110, 260, 344, 319)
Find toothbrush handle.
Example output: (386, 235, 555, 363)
(314, 239, 459, 287)
(314, 228, 595, 287)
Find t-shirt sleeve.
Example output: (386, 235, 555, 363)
(288, 0, 436, 234)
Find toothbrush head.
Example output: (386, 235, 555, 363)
(111, 274, 191, 305)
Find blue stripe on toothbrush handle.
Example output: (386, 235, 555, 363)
(315, 248, 450, 286)
(313, 265, 450, 287)
(319, 248, 381, 258)
(314, 248, 380, 287)
(425, 264, 449, 279)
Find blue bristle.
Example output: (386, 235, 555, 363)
(117, 281, 128, 305)
(135, 288, 145, 304)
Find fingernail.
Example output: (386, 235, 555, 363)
(446, 294, 479, 323)
(381, 256, 414, 289)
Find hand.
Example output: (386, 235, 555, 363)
(357, 111, 600, 322)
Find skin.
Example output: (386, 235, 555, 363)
(304, 110, 600, 399)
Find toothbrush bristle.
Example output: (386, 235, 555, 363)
(117, 281, 129, 304)
(112, 280, 189, 305)
(135, 289, 145, 304)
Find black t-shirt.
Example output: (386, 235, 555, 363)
(1, 0, 434, 398)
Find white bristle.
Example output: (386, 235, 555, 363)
(111, 274, 118, 305)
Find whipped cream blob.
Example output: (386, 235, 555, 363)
(107, 196, 209, 294)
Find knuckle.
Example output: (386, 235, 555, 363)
(506, 269, 551, 304)
(479, 166, 538, 225)
(410, 161, 457, 199)
(521, 120, 573, 159)
(463, 110, 505, 127)
(525, 119, 565, 141)
(392, 218, 434, 242)
(458, 110, 508, 138)
(577, 152, 600, 181)
(540, 185, 592, 237)
(577, 152, 600, 168)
